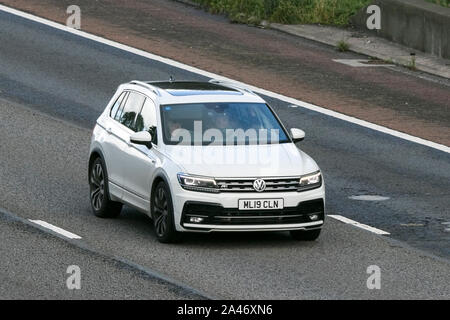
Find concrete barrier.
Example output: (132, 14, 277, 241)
(351, 0, 450, 59)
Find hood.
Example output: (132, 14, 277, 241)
(164, 143, 319, 177)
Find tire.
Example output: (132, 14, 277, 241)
(290, 229, 321, 241)
(151, 181, 181, 243)
(89, 157, 122, 218)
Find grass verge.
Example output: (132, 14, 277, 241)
(336, 40, 350, 52)
(191, 0, 372, 26)
(426, 0, 449, 7)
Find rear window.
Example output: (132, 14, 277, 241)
(110, 91, 127, 119)
(118, 92, 146, 131)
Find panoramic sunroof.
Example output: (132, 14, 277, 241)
(149, 81, 243, 96)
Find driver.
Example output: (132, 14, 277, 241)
(215, 111, 232, 130)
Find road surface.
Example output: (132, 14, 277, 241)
(0, 7, 449, 299)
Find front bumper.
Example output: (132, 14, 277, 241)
(172, 183, 325, 232)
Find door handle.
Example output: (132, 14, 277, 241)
(106, 127, 112, 134)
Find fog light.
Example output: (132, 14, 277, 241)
(309, 214, 319, 221)
(190, 217, 204, 223)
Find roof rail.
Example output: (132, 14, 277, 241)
(208, 79, 255, 95)
(129, 80, 161, 96)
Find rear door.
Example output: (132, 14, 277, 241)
(101, 90, 128, 198)
(121, 97, 159, 212)
(107, 91, 146, 199)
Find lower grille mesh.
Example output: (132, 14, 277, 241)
(182, 199, 324, 226)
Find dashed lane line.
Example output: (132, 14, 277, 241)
(28, 219, 82, 239)
(328, 214, 391, 235)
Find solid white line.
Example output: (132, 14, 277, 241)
(0, 4, 449, 154)
(327, 215, 390, 235)
(28, 219, 82, 239)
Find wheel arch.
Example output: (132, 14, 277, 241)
(88, 148, 107, 176)
(150, 171, 172, 202)
(149, 170, 175, 214)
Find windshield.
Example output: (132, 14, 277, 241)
(160, 102, 290, 145)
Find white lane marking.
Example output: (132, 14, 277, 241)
(333, 59, 394, 67)
(349, 195, 390, 201)
(328, 214, 390, 235)
(28, 219, 82, 239)
(0, 4, 449, 154)
(445, 228, 450, 232)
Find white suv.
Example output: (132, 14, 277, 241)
(88, 80, 325, 243)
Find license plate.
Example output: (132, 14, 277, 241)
(238, 199, 284, 210)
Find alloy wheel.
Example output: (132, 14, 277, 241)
(90, 162, 105, 211)
(153, 186, 169, 237)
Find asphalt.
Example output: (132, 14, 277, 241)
(3, 0, 449, 144)
(0, 209, 204, 299)
(0, 9, 449, 299)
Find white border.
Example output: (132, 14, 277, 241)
(0, 4, 448, 154)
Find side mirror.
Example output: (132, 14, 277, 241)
(290, 128, 305, 143)
(130, 131, 152, 148)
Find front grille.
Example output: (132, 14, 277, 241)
(215, 177, 300, 193)
(182, 199, 324, 227)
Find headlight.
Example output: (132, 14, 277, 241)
(177, 173, 219, 193)
(298, 171, 322, 191)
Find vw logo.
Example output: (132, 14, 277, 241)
(253, 179, 266, 192)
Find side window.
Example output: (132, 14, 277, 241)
(136, 98, 158, 144)
(110, 91, 127, 119)
(114, 91, 129, 121)
(119, 91, 146, 131)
